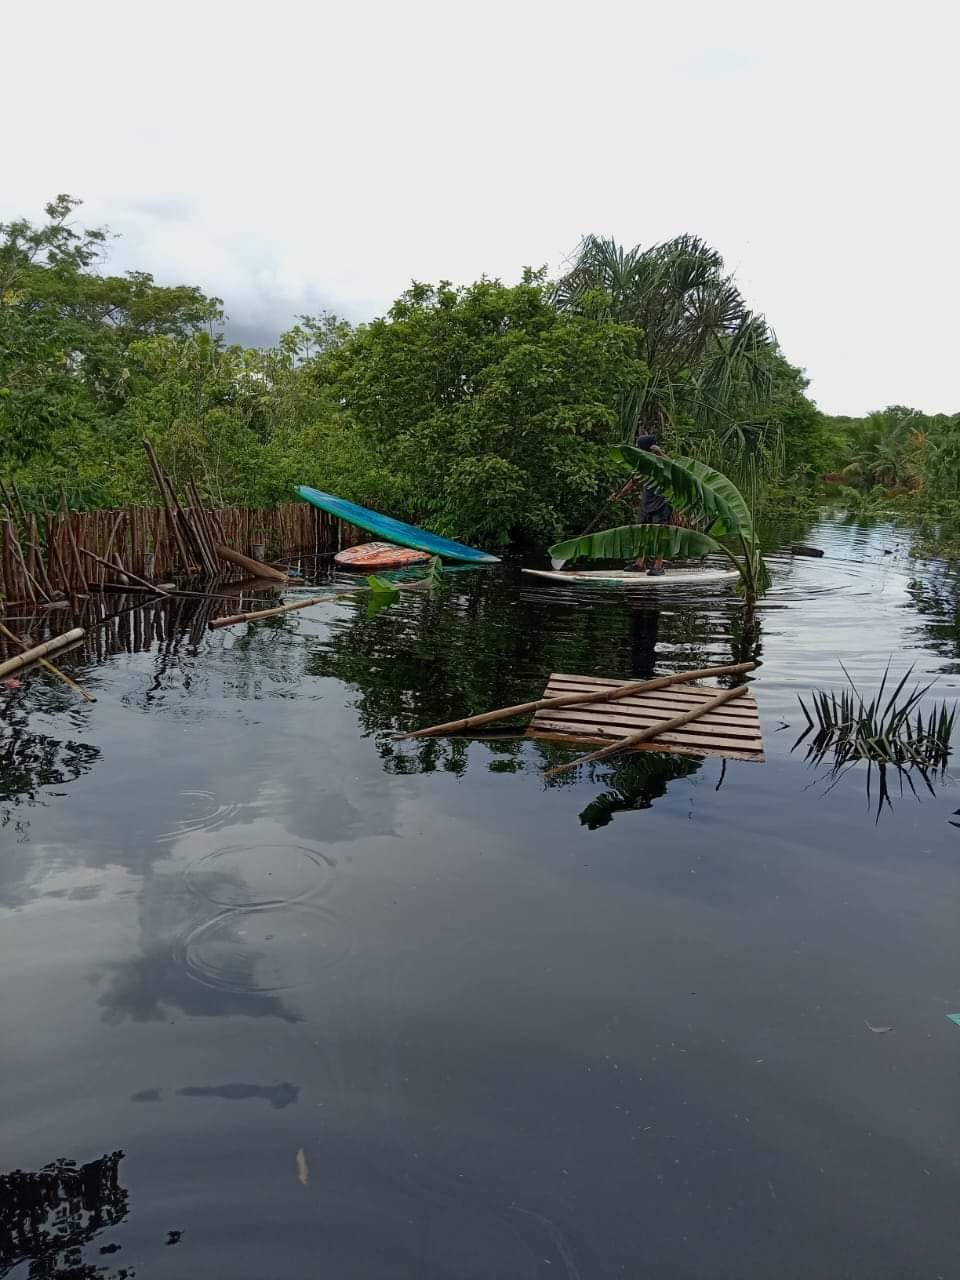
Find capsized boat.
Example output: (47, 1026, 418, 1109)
(334, 542, 430, 571)
(296, 486, 500, 564)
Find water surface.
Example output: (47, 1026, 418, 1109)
(3, 513, 960, 1278)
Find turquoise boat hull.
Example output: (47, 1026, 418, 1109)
(296, 486, 500, 564)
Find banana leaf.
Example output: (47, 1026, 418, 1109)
(610, 445, 753, 537)
(549, 524, 723, 566)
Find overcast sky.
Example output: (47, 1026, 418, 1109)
(3, 0, 956, 415)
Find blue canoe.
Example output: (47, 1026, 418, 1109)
(295, 486, 500, 564)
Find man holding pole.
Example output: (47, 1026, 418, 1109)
(622, 434, 673, 576)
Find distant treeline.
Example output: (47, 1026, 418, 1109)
(2, 196, 954, 546)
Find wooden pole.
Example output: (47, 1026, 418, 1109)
(60, 490, 88, 593)
(30, 513, 57, 599)
(208, 594, 339, 629)
(141, 440, 194, 572)
(188, 479, 221, 571)
(79, 547, 173, 597)
(2, 513, 41, 604)
(393, 661, 757, 741)
(0, 621, 95, 702)
(0, 628, 85, 679)
(214, 544, 287, 583)
(543, 684, 750, 779)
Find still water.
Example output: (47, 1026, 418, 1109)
(3, 513, 960, 1278)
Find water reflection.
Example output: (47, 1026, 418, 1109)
(795, 749, 950, 821)
(0, 703, 100, 841)
(312, 569, 764, 783)
(130, 1082, 299, 1108)
(576, 751, 704, 829)
(6, 515, 960, 1277)
(94, 864, 313, 1025)
(0, 1151, 129, 1279)
(905, 576, 960, 673)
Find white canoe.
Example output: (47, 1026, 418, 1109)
(522, 566, 739, 588)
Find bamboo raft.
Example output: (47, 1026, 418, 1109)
(527, 672, 765, 764)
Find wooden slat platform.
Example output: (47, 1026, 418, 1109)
(526, 673, 765, 763)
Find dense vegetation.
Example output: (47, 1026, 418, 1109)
(1, 196, 955, 548)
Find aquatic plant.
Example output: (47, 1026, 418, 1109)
(794, 664, 956, 817)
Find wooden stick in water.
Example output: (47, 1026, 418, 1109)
(208, 594, 336, 629)
(79, 547, 173, 597)
(543, 684, 749, 779)
(0, 627, 85, 679)
(214, 544, 287, 583)
(393, 661, 757, 740)
(0, 621, 96, 702)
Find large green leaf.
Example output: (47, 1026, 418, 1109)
(548, 524, 722, 565)
(610, 444, 753, 536)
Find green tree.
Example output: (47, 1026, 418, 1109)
(312, 276, 648, 544)
(0, 195, 221, 469)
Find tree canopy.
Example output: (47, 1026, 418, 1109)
(9, 194, 950, 547)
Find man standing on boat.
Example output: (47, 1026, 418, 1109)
(622, 434, 673, 576)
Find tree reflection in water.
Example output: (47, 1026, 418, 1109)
(0, 1151, 130, 1279)
(0, 702, 100, 841)
(577, 751, 704, 829)
(309, 573, 760, 820)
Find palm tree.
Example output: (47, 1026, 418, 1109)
(553, 234, 774, 456)
(840, 407, 923, 492)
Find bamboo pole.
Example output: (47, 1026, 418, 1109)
(543, 684, 750, 779)
(60, 490, 88, 593)
(141, 440, 193, 572)
(79, 547, 173, 597)
(2, 511, 47, 603)
(0, 628, 85, 679)
(0, 622, 95, 702)
(30, 513, 57, 600)
(393, 661, 757, 741)
(208, 594, 340, 629)
(213, 544, 287, 583)
(188, 479, 220, 571)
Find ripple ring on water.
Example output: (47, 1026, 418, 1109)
(184, 843, 335, 909)
(175, 902, 352, 994)
(156, 790, 243, 843)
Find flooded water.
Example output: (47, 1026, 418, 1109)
(4, 512, 960, 1278)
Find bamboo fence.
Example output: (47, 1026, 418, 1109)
(0, 498, 366, 610)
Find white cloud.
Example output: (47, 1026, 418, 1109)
(2, 0, 957, 413)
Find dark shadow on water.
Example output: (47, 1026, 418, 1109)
(576, 751, 704, 829)
(129, 1082, 299, 1108)
(0, 1151, 129, 1279)
(175, 1081, 299, 1108)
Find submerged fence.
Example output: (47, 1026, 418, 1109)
(0, 499, 364, 608)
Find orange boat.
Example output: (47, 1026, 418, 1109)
(334, 541, 431, 571)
